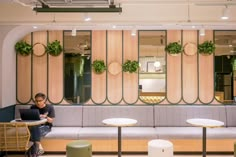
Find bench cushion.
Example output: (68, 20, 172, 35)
(44, 127, 81, 139)
(155, 127, 236, 139)
(225, 105, 236, 127)
(82, 106, 154, 127)
(154, 105, 226, 127)
(78, 127, 117, 139)
(53, 106, 83, 127)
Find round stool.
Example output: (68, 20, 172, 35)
(66, 140, 92, 157)
(148, 139, 173, 157)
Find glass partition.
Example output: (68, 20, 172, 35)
(139, 30, 166, 104)
(214, 30, 236, 104)
(64, 31, 91, 103)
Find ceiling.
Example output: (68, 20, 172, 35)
(1, 0, 236, 30)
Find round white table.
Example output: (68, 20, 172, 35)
(102, 118, 137, 157)
(186, 118, 224, 157)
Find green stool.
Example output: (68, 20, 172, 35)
(66, 140, 92, 157)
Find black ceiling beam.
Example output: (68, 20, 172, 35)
(33, 7, 122, 13)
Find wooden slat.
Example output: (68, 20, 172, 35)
(199, 30, 214, 103)
(166, 30, 182, 103)
(182, 30, 198, 103)
(91, 30, 107, 104)
(32, 31, 47, 97)
(107, 30, 123, 104)
(48, 31, 64, 104)
(123, 30, 138, 104)
(17, 34, 32, 103)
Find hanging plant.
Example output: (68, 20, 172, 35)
(165, 42, 183, 55)
(122, 60, 139, 73)
(92, 60, 107, 74)
(198, 40, 216, 55)
(15, 41, 33, 56)
(45, 40, 63, 56)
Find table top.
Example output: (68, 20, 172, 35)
(11, 118, 47, 126)
(186, 118, 224, 128)
(102, 118, 137, 127)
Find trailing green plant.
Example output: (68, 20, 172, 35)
(15, 41, 33, 56)
(198, 40, 216, 55)
(122, 60, 139, 73)
(45, 40, 63, 56)
(165, 42, 183, 54)
(92, 60, 107, 74)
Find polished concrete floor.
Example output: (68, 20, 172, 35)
(5, 154, 234, 157)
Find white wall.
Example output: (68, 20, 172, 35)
(0, 25, 37, 108)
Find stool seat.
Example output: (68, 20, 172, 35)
(66, 140, 92, 157)
(148, 139, 173, 157)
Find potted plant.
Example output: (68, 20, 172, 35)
(122, 60, 139, 73)
(15, 41, 33, 56)
(165, 42, 183, 55)
(198, 40, 216, 55)
(45, 40, 63, 56)
(92, 60, 107, 74)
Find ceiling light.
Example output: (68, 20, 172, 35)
(84, 13, 91, 22)
(131, 29, 136, 36)
(71, 28, 76, 36)
(199, 28, 205, 36)
(154, 61, 161, 68)
(221, 6, 229, 20)
(112, 25, 116, 29)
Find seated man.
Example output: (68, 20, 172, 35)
(29, 92, 55, 156)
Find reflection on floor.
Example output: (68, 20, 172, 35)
(5, 154, 234, 157)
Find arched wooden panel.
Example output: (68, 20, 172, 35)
(17, 34, 32, 103)
(182, 30, 198, 103)
(32, 31, 47, 98)
(91, 30, 107, 104)
(166, 30, 182, 103)
(198, 30, 214, 103)
(48, 31, 64, 104)
(123, 30, 138, 104)
(107, 30, 123, 104)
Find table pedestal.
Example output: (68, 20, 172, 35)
(118, 127, 121, 157)
(203, 127, 206, 157)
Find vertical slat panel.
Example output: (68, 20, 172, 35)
(123, 30, 138, 104)
(91, 30, 107, 104)
(32, 31, 47, 97)
(17, 34, 32, 103)
(107, 30, 123, 104)
(48, 31, 64, 103)
(199, 30, 214, 103)
(166, 30, 182, 103)
(182, 30, 198, 103)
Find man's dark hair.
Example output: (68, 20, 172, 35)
(35, 92, 46, 99)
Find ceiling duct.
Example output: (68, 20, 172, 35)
(32, 0, 121, 13)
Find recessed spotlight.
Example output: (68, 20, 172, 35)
(33, 26, 38, 29)
(112, 25, 116, 29)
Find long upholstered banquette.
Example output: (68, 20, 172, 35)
(14, 105, 236, 153)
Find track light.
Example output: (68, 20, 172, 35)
(221, 6, 229, 20)
(84, 13, 91, 22)
(71, 28, 76, 36)
(131, 29, 136, 36)
(199, 28, 205, 36)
